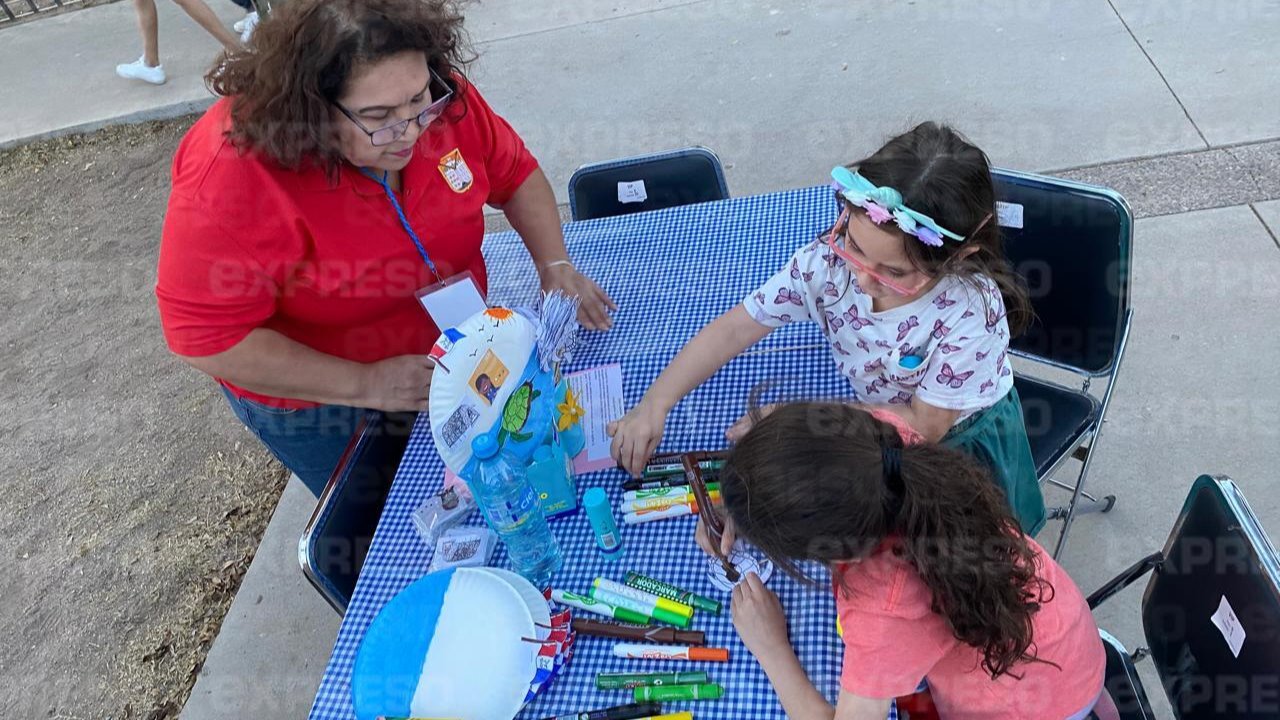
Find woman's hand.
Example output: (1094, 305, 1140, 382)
(606, 399, 668, 477)
(358, 354, 435, 411)
(732, 572, 790, 662)
(695, 514, 736, 558)
(725, 403, 778, 442)
(539, 262, 617, 331)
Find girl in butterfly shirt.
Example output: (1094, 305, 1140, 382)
(609, 122, 1046, 534)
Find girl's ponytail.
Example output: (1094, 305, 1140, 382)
(893, 442, 1052, 677)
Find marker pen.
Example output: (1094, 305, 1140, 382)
(551, 590, 650, 625)
(612, 643, 729, 662)
(622, 483, 720, 502)
(592, 578, 694, 620)
(596, 671, 709, 689)
(622, 491, 720, 514)
(642, 458, 725, 479)
(590, 586, 690, 628)
(622, 503, 696, 525)
(634, 683, 724, 702)
(537, 701, 662, 720)
(624, 573, 722, 615)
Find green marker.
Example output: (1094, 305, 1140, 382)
(596, 671, 709, 690)
(642, 459, 725, 479)
(625, 572, 722, 615)
(551, 589, 650, 625)
(633, 683, 724, 702)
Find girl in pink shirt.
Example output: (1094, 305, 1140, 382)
(710, 402, 1106, 720)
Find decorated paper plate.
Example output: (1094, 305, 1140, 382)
(428, 307, 539, 474)
(351, 567, 538, 720)
(478, 567, 552, 640)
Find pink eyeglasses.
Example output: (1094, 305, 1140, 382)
(827, 208, 932, 296)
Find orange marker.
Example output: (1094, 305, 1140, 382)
(612, 643, 730, 663)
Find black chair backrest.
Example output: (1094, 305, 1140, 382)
(993, 169, 1133, 376)
(1142, 476, 1280, 719)
(568, 146, 729, 221)
(300, 411, 414, 614)
(1099, 630, 1157, 720)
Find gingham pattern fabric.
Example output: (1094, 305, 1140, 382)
(308, 187, 900, 720)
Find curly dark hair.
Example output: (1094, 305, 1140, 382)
(720, 402, 1055, 679)
(829, 122, 1034, 336)
(206, 0, 473, 175)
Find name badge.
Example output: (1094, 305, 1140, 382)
(415, 271, 487, 331)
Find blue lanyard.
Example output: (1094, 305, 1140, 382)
(361, 168, 443, 282)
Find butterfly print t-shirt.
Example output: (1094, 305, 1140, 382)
(741, 238, 1014, 421)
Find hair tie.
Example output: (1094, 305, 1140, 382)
(882, 446, 904, 496)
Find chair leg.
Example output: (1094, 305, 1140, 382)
(1047, 477, 1100, 503)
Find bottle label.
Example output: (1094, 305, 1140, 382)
(483, 486, 539, 532)
(600, 531, 619, 549)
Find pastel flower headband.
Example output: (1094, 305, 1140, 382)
(830, 166, 967, 247)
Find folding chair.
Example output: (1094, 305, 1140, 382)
(568, 146, 729, 221)
(1088, 475, 1280, 719)
(298, 411, 414, 614)
(994, 169, 1135, 559)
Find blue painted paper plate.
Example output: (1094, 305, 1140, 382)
(351, 567, 538, 720)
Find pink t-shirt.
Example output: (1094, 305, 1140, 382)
(835, 537, 1104, 719)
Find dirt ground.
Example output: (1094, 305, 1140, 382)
(0, 118, 290, 719)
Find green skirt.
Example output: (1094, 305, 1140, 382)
(941, 387, 1046, 536)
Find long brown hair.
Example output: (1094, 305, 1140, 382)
(206, 0, 473, 175)
(720, 402, 1053, 678)
(835, 122, 1033, 335)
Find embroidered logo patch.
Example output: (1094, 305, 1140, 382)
(438, 148, 474, 193)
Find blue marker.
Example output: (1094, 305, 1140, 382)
(583, 487, 624, 560)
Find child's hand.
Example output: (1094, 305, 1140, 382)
(606, 400, 668, 477)
(731, 572, 789, 660)
(695, 515, 736, 558)
(725, 403, 778, 443)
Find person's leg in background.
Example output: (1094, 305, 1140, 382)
(170, 0, 243, 52)
(117, 0, 167, 84)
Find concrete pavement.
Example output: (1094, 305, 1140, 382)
(3, 1, 1278, 718)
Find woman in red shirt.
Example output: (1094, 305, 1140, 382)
(708, 403, 1107, 720)
(156, 0, 613, 494)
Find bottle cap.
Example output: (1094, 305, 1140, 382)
(471, 434, 497, 460)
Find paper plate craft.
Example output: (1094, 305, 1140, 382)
(428, 293, 586, 517)
(351, 567, 575, 720)
(707, 546, 775, 592)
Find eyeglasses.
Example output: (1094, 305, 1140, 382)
(335, 68, 454, 147)
(827, 207, 932, 296)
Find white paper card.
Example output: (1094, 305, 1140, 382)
(1210, 594, 1246, 658)
(996, 200, 1024, 229)
(565, 363, 625, 473)
(617, 180, 648, 204)
(417, 273, 487, 332)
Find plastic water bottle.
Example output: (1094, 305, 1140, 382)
(466, 435, 563, 587)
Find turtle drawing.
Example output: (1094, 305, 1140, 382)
(497, 381, 540, 445)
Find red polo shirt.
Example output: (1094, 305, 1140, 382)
(156, 81, 538, 408)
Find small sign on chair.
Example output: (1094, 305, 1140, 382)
(617, 179, 648, 204)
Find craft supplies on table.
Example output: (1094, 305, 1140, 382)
(612, 644, 729, 663)
(553, 589, 651, 625)
(634, 684, 724, 702)
(584, 487, 624, 559)
(410, 486, 475, 546)
(596, 671, 709, 689)
(624, 573, 722, 615)
(537, 701, 661, 720)
(427, 526, 498, 572)
(573, 619, 706, 646)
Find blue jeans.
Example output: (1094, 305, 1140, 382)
(221, 387, 364, 496)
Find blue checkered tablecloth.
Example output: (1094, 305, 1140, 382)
(308, 186, 900, 720)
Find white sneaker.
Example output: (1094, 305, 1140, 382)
(115, 57, 166, 85)
(236, 10, 258, 42)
